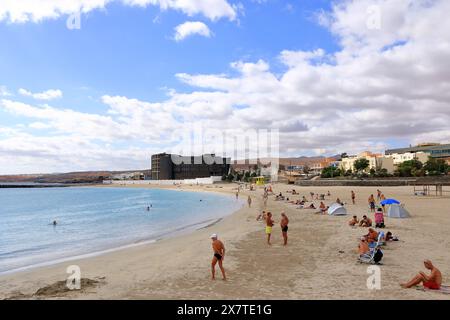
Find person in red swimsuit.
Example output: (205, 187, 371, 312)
(401, 260, 442, 290)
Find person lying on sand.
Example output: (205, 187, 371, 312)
(348, 215, 359, 226)
(359, 215, 372, 227)
(266, 212, 274, 245)
(385, 231, 399, 241)
(280, 212, 289, 246)
(358, 237, 370, 257)
(210, 234, 226, 281)
(401, 260, 442, 290)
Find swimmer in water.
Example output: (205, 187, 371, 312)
(52, 220, 57, 226)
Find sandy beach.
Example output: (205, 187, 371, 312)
(1, 183, 449, 300)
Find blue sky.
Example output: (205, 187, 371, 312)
(0, 0, 336, 104)
(0, 0, 449, 173)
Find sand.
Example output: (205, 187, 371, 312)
(1, 183, 449, 300)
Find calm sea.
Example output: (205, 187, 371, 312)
(0, 187, 242, 274)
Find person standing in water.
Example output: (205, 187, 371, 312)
(280, 212, 289, 246)
(210, 234, 226, 281)
(247, 195, 252, 208)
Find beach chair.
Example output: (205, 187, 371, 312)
(358, 245, 383, 265)
(369, 233, 385, 249)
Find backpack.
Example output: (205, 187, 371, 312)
(373, 248, 383, 263)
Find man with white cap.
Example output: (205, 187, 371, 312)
(210, 234, 226, 281)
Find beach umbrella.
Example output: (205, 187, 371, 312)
(380, 199, 400, 205)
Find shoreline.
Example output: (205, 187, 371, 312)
(1, 183, 449, 300)
(0, 185, 242, 277)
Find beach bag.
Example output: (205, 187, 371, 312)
(373, 248, 383, 263)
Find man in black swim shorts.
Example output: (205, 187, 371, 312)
(280, 212, 289, 246)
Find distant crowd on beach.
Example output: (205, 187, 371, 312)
(210, 184, 444, 292)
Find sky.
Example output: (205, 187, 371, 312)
(1, 0, 450, 174)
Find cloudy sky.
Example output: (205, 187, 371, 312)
(1, 0, 450, 174)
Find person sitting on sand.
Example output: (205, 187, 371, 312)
(319, 202, 328, 214)
(359, 215, 372, 227)
(266, 212, 274, 245)
(349, 215, 359, 226)
(358, 237, 370, 257)
(401, 260, 442, 290)
(302, 196, 308, 202)
(257, 211, 265, 221)
(366, 228, 379, 243)
(336, 198, 343, 206)
(210, 234, 226, 281)
(375, 208, 385, 228)
(327, 191, 331, 197)
(308, 203, 316, 209)
(280, 212, 289, 246)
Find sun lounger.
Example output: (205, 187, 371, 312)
(358, 235, 384, 265)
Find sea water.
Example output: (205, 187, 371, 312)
(0, 187, 242, 274)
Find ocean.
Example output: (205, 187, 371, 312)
(0, 187, 242, 274)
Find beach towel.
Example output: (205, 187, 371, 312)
(415, 285, 450, 295)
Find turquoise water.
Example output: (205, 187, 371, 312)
(0, 187, 242, 274)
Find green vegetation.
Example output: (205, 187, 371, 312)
(321, 166, 341, 178)
(354, 158, 370, 172)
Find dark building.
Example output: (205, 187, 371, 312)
(151, 153, 230, 180)
(385, 143, 450, 159)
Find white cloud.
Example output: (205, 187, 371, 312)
(123, 0, 237, 21)
(18, 88, 63, 100)
(174, 21, 212, 41)
(2, 0, 450, 173)
(0, 85, 12, 97)
(0, 0, 237, 23)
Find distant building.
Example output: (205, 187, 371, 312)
(385, 151, 429, 165)
(112, 172, 145, 180)
(151, 153, 230, 180)
(385, 143, 450, 160)
(340, 152, 395, 173)
(310, 158, 337, 174)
